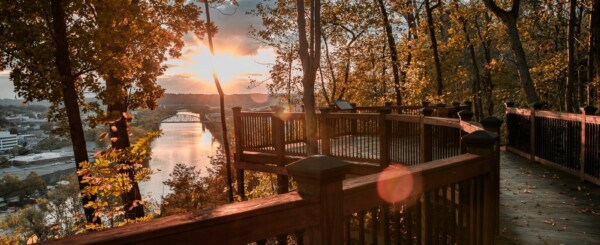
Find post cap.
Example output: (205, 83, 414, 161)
(531, 102, 543, 110)
(462, 130, 498, 146)
(320, 107, 332, 114)
(582, 105, 598, 115)
(378, 107, 392, 114)
(232, 106, 242, 112)
(504, 102, 515, 108)
(421, 101, 430, 107)
(384, 102, 393, 107)
(458, 110, 474, 121)
(420, 107, 434, 116)
(286, 155, 350, 182)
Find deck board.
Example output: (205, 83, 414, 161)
(498, 151, 600, 244)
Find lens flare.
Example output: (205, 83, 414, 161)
(377, 164, 422, 203)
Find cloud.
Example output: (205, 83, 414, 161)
(239, 73, 263, 77)
(158, 74, 217, 94)
(202, 0, 265, 56)
(182, 33, 203, 47)
(223, 78, 267, 94)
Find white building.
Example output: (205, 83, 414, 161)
(0, 131, 18, 151)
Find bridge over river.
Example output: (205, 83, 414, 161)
(161, 111, 219, 123)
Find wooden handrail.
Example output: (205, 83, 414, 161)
(506, 105, 600, 185)
(343, 153, 488, 215)
(46, 147, 497, 244)
(45, 193, 318, 245)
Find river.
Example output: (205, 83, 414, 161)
(138, 112, 220, 202)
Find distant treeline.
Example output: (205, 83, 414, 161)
(158, 93, 276, 108)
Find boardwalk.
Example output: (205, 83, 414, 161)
(498, 150, 600, 244)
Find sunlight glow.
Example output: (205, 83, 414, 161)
(376, 165, 423, 204)
(161, 41, 274, 94)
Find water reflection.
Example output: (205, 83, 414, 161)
(139, 113, 220, 201)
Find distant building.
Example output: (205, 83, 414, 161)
(0, 131, 18, 150)
(10, 152, 73, 166)
(17, 134, 38, 146)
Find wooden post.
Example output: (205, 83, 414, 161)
(580, 105, 598, 182)
(530, 102, 543, 162)
(462, 130, 499, 244)
(272, 107, 288, 194)
(481, 116, 504, 163)
(320, 108, 332, 155)
(458, 110, 474, 121)
(504, 102, 514, 148)
(286, 155, 350, 245)
(481, 116, 503, 135)
(420, 107, 434, 163)
(232, 107, 245, 199)
(458, 110, 475, 154)
(350, 103, 358, 135)
(464, 100, 473, 111)
(436, 103, 447, 117)
(480, 116, 503, 238)
(378, 107, 392, 168)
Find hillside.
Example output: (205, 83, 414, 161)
(158, 93, 277, 108)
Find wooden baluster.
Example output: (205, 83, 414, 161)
(406, 199, 415, 244)
(381, 205, 390, 245)
(344, 218, 351, 245)
(358, 211, 366, 245)
(462, 130, 500, 244)
(393, 204, 401, 245)
(371, 208, 378, 245)
(450, 184, 457, 244)
(286, 155, 350, 245)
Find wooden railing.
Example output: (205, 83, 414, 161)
(45, 130, 500, 245)
(349, 102, 471, 118)
(232, 106, 484, 176)
(505, 104, 600, 185)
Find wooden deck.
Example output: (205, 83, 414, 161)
(498, 150, 600, 244)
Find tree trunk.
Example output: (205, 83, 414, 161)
(476, 13, 495, 116)
(297, 0, 321, 155)
(425, 0, 444, 96)
(49, 0, 97, 224)
(566, 0, 577, 111)
(484, 0, 540, 105)
(105, 76, 145, 219)
(398, 1, 417, 103)
(375, 0, 402, 105)
(462, 18, 482, 120)
(505, 18, 540, 104)
(589, 0, 600, 104)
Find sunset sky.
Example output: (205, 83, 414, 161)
(0, 0, 272, 99)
